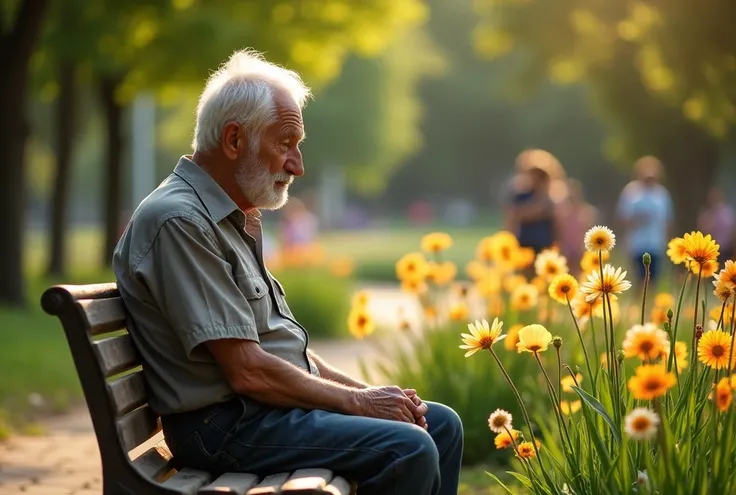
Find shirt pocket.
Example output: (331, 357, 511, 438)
(270, 277, 295, 319)
(234, 274, 271, 330)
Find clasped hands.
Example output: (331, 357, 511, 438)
(356, 385, 428, 429)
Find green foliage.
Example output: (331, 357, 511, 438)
(273, 267, 354, 340)
(364, 324, 538, 465)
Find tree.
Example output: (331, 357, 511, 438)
(0, 0, 50, 306)
(299, 27, 445, 197)
(472, 0, 736, 232)
(36, 0, 431, 276)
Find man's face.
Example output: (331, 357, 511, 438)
(234, 90, 305, 210)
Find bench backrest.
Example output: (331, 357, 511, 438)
(41, 283, 175, 485)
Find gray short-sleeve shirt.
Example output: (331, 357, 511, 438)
(112, 156, 319, 416)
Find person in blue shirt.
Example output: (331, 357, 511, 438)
(616, 156, 674, 283)
(505, 165, 557, 254)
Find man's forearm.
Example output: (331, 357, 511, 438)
(308, 350, 369, 389)
(241, 351, 361, 413)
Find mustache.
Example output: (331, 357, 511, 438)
(274, 173, 294, 184)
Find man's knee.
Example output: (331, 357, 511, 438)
(394, 425, 440, 474)
(428, 402, 464, 440)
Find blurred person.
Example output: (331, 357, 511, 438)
(112, 49, 462, 495)
(278, 196, 319, 249)
(504, 164, 557, 253)
(556, 178, 599, 271)
(697, 186, 735, 263)
(615, 156, 674, 282)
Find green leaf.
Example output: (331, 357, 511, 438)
(572, 385, 621, 445)
(506, 471, 533, 489)
(486, 471, 517, 494)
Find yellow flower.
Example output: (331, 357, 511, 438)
(561, 373, 582, 392)
(683, 231, 720, 266)
(420, 232, 453, 253)
(715, 260, 736, 290)
(487, 408, 513, 433)
(592, 296, 620, 323)
(600, 352, 608, 368)
(584, 225, 616, 253)
(504, 324, 523, 351)
(401, 278, 427, 294)
(490, 231, 520, 267)
(690, 259, 719, 278)
(466, 260, 487, 281)
(697, 330, 734, 370)
(351, 291, 369, 307)
(513, 247, 536, 270)
(516, 324, 553, 353)
(650, 307, 668, 325)
(426, 261, 457, 286)
(516, 441, 537, 459)
(494, 429, 519, 449)
(329, 256, 355, 278)
(530, 276, 547, 294)
(710, 304, 734, 326)
(510, 284, 539, 312)
(716, 377, 733, 412)
(460, 318, 506, 357)
(348, 309, 375, 340)
(548, 274, 579, 304)
(714, 280, 734, 303)
(571, 293, 592, 323)
(475, 237, 495, 263)
(503, 274, 528, 294)
(580, 264, 632, 303)
(627, 364, 677, 400)
(667, 237, 688, 265)
(622, 323, 670, 361)
(534, 249, 569, 281)
(560, 400, 582, 415)
(449, 302, 469, 321)
(476, 274, 502, 297)
(654, 292, 674, 309)
(580, 250, 609, 273)
(662, 341, 689, 372)
(396, 252, 428, 281)
(624, 408, 660, 440)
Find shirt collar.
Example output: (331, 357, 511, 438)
(173, 155, 262, 224)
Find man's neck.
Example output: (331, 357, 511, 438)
(190, 151, 255, 212)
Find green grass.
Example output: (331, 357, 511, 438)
(460, 465, 521, 494)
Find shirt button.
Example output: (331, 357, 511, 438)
(255, 286, 261, 293)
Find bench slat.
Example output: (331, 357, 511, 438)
(78, 297, 127, 335)
(108, 371, 147, 416)
(281, 468, 332, 493)
(162, 468, 212, 495)
(325, 477, 352, 495)
(246, 473, 290, 495)
(94, 333, 141, 377)
(198, 473, 260, 494)
(131, 441, 174, 481)
(118, 405, 160, 452)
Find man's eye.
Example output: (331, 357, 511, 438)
(280, 142, 290, 151)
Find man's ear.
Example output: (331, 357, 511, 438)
(221, 122, 247, 160)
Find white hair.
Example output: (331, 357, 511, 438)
(192, 49, 311, 153)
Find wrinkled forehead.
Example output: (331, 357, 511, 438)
(272, 89, 305, 139)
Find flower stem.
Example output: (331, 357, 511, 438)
(535, 352, 574, 455)
(691, 268, 703, 353)
(487, 347, 546, 469)
(668, 271, 689, 382)
(727, 297, 736, 373)
(640, 261, 651, 326)
(567, 296, 596, 390)
(605, 293, 621, 424)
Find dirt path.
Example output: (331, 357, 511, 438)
(0, 285, 419, 494)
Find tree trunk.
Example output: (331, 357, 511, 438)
(47, 60, 77, 277)
(658, 123, 720, 235)
(99, 76, 125, 266)
(0, 0, 50, 307)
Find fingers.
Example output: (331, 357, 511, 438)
(416, 416, 428, 430)
(403, 388, 417, 397)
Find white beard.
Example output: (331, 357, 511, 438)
(234, 150, 292, 210)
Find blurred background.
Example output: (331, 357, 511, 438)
(2, 0, 736, 491)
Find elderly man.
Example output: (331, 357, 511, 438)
(112, 49, 463, 495)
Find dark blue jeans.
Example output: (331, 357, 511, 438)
(161, 397, 464, 495)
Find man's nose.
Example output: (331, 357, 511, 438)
(285, 149, 304, 177)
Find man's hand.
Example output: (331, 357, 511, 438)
(354, 386, 420, 424)
(404, 389, 429, 430)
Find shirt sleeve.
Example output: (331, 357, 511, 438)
(136, 214, 260, 357)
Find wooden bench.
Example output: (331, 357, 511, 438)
(41, 282, 355, 495)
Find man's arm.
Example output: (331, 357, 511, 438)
(207, 339, 424, 424)
(308, 350, 369, 389)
